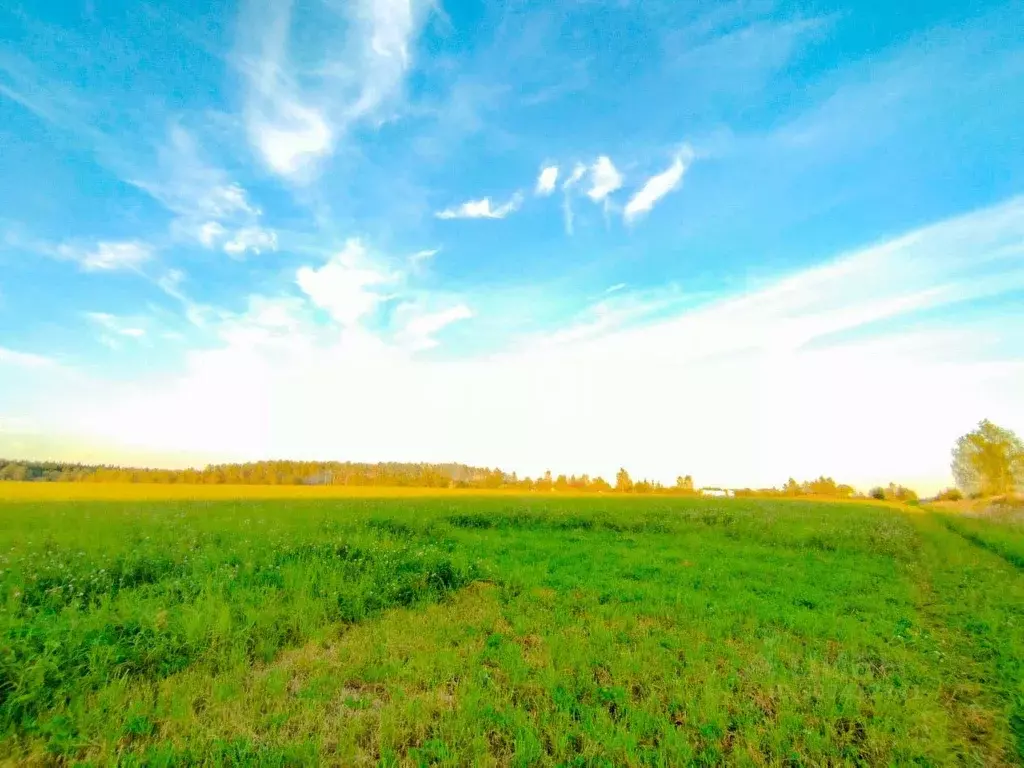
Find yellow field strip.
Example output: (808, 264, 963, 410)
(0, 482, 512, 501)
(0, 481, 907, 506)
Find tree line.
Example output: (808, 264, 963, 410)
(0, 459, 874, 498)
(3, 419, 1018, 498)
(0, 460, 508, 488)
(0, 460, 651, 492)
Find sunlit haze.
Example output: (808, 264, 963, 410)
(1, 0, 1022, 494)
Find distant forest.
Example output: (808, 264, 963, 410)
(0, 459, 913, 499)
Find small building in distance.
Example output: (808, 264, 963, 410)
(700, 487, 734, 498)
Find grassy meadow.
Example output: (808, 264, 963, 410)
(1, 486, 1022, 765)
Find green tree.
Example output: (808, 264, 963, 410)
(804, 476, 838, 496)
(615, 468, 633, 493)
(952, 419, 1024, 496)
(887, 482, 918, 502)
(675, 474, 694, 493)
(484, 468, 505, 489)
(0, 463, 28, 481)
(536, 471, 553, 492)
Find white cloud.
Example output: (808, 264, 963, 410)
(0, 59, 275, 259)
(563, 163, 586, 189)
(9, 230, 154, 274)
(156, 269, 186, 301)
(526, 286, 684, 349)
(0, 347, 57, 369)
(561, 163, 588, 234)
(197, 218, 276, 258)
(245, 296, 305, 331)
(353, 0, 419, 116)
(223, 227, 278, 257)
(213, 295, 316, 350)
(624, 147, 694, 222)
(85, 312, 147, 339)
(155, 269, 227, 330)
(535, 165, 559, 196)
(562, 199, 574, 235)
(85, 312, 148, 350)
(397, 303, 474, 350)
(436, 193, 523, 220)
(22, 197, 1024, 495)
(143, 128, 259, 222)
(248, 102, 333, 179)
(198, 222, 227, 248)
(140, 126, 276, 252)
(586, 156, 623, 202)
(410, 248, 439, 264)
(58, 241, 152, 272)
(296, 239, 395, 326)
(203, 182, 259, 219)
(238, 0, 429, 180)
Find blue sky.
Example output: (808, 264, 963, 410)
(1, 0, 1022, 491)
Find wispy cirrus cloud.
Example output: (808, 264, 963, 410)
(153, 269, 228, 331)
(562, 163, 586, 190)
(409, 248, 440, 266)
(662, 13, 832, 102)
(0, 346, 59, 370)
(57, 240, 153, 272)
(85, 312, 146, 338)
(237, 0, 431, 181)
(560, 163, 587, 234)
(624, 147, 694, 222)
(136, 125, 278, 257)
(84, 312, 148, 349)
(136, 128, 259, 222)
(4, 225, 154, 273)
(435, 192, 524, 220)
(0, 42, 274, 259)
(395, 302, 474, 350)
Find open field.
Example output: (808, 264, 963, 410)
(0, 482, 508, 503)
(1, 492, 1023, 765)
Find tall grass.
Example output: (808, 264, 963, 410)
(0, 494, 1021, 764)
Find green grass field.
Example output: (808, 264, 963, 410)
(1, 491, 1022, 766)
(935, 504, 1024, 570)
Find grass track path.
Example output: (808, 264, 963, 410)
(907, 513, 1024, 765)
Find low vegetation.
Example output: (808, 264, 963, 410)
(0, 460, 891, 500)
(2, 490, 1023, 765)
(935, 499, 1024, 569)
